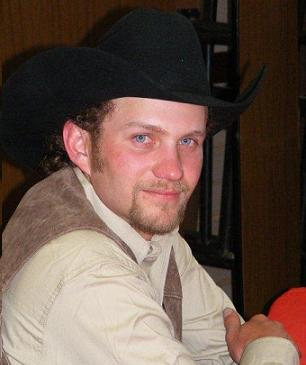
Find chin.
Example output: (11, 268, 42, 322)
(132, 214, 182, 236)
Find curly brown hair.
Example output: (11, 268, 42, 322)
(39, 100, 114, 176)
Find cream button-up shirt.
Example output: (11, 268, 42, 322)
(2, 168, 299, 365)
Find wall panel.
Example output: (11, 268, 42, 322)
(239, 0, 300, 317)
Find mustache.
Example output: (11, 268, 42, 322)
(135, 180, 190, 193)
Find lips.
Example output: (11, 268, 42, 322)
(142, 189, 181, 200)
(145, 190, 179, 195)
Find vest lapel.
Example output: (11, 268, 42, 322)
(163, 247, 183, 341)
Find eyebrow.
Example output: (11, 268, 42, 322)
(124, 121, 205, 137)
(125, 121, 166, 134)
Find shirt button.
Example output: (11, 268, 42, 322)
(144, 244, 161, 262)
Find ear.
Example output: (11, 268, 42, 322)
(63, 120, 91, 175)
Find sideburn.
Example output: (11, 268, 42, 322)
(91, 137, 105, 173)
(89, 101, 115, 173)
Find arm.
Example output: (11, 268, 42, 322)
(223, 309, 300, 365)
(177, 237, 237, 363)
(175, 236, 299, 365)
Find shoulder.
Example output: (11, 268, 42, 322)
(4, 230, 144, 306)
(34, 229, 142, 279)
(1, 230, 150, 360)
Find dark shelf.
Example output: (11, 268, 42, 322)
(183, 230, 235, 269)
(194, 21, 232, 45)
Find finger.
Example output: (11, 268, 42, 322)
(223, 308, 241, 344)
(250, 313, 268, 322)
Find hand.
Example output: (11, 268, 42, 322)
(223, 308, 292, 363)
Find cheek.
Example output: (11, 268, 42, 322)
(183, 154, 203, 186)
(110, 148, 152, 177)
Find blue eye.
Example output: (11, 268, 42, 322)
(180, 137, 193, 146)
(135, 135, 148, 143)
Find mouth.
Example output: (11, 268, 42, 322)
(142, 189, 181, 201)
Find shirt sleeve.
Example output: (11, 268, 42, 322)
(240, 337, 300, 365)
(175, 237, 236, 364)
(175, 237, 299, 365)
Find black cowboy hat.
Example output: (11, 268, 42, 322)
(0, 8, 265, 170)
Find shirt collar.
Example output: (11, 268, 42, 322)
(74, 168, 178, 264)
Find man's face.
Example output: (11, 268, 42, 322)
(87, 97, 207, 240)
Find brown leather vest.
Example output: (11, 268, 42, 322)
(1, 168, 182, 359)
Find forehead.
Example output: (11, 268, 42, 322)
(104, 97, 207, 133)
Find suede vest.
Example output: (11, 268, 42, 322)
(1, 168, 182, 360)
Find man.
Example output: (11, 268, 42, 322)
(0, 8, 299, 365)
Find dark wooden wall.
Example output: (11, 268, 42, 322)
(239, 0, 300, 318)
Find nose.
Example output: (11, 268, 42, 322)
(152, 147, 183, 181)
